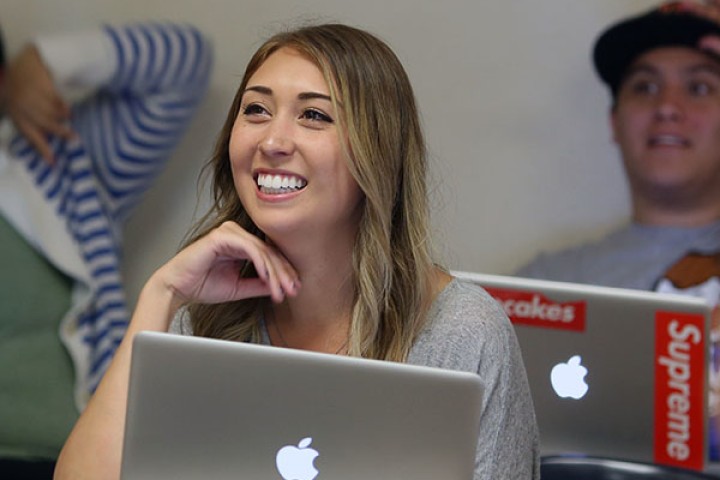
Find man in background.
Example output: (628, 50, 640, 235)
(516, 0, 720, 460)
(0, 22, 212, 477)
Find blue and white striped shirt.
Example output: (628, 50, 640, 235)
(3, 22, 213, 405)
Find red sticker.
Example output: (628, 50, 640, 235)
(654, 311, 706, 471)
(484, 287, 586, 332)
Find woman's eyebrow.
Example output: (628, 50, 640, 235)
(298, 92, 331, 102)
(243, 86, 332, 102)
(244, 85, 272, 95)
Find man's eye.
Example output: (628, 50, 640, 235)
(302, 109, 333, 123)
(630, 80, 659, 95)
(689, 81, 713, 96)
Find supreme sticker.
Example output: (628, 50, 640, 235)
(654, 311, 706, 471)
(484, 287, 586, 332)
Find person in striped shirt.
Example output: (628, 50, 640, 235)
(0, 22, 213, 475)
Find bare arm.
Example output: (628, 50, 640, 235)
(4, 44, 74, 164)
(54, 222, 300, 480)
(53, 278, 178, 479)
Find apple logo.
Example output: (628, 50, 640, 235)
(275, 437, 319, 480)
(550, 355, 589, 399)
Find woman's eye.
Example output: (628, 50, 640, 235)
(302, 109, 333, 123)
(242, 103, 268, 116)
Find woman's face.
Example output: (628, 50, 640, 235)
(229, 47, 363, 244)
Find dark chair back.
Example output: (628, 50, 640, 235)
(541, 456, 719, 480)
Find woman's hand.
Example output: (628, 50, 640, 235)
(155, 221, 301, 309)
(4, 44, 75, 164)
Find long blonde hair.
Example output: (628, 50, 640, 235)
(187, 23, 435, 362)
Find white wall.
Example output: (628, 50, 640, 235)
(2, 0, 659, 306)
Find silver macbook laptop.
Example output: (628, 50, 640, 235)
(120, 331, 484, 480)
(453, 271, 711, 473)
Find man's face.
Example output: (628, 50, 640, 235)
(611, 47, 720, 205)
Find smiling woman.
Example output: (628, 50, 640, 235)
(54, 23, 539, 480)
(229, 46, 364, 259)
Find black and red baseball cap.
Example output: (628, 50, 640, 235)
(593, 2, 720, 95)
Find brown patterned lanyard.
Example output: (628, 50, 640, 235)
(662, 251, 720, 411)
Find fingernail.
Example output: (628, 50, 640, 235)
(275, 290, 285, 303)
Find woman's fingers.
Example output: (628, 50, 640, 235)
(222, 222, 301, 299)
(163, 222, 300, 305)
(258, 243, 301, 302)
(212, 222, 291, 302)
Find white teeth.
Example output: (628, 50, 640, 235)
(652, 135, 686, 146)
(256, 173, 307, 193)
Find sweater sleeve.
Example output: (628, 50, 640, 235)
(408, 280, 540, 479)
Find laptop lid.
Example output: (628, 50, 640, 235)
(453, 271, 711, 472)
(120, 331, 484, 480)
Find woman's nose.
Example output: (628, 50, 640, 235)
(259, 120, 296, 157)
